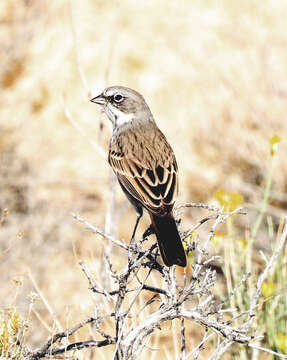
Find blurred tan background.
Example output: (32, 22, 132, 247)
(1, 0, 287, 357)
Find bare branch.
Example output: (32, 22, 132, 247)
(249, 343, 287, 359)
(208, 340, 233, 360)
(72, 213, 128, 250)
(27, 210, 287, 360)
(246, 216, 287, 327)
(44, 339, 114, 357)
(180, 318, 186, 360)
(27, 316, 113, 359)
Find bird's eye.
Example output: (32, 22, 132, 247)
(113, 93, 124, 103)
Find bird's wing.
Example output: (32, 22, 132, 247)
(109, 146, 178, 215)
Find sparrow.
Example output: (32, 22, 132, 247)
(90, 86, 186, 267)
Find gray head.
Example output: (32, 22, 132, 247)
(90, 86, 153, 128)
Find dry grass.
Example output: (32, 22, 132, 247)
(1, 0, 287, 358)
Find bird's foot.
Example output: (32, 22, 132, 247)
(142, 225, 154, 239)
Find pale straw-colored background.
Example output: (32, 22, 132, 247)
(1, 0, 287, 358)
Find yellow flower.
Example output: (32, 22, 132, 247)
(237, 238, 247, 251)
(277, 333, 287, 354)
(269, 134, 281, 156)
(7, 306, 19, 333)
(261, 282, 277, 298)
(214, 189, 243, 212)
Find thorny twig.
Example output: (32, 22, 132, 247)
(180, 318, 186, 360)
(27, 316, 114, 359)
(27, 211, 287, 360)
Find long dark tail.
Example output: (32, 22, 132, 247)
(150, 213, 186, 267)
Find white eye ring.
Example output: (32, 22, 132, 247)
(113, 93, 124, 103)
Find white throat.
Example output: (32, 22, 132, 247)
(105, 103, 134, 127)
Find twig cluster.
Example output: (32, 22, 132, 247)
(26, 206, 287, 360)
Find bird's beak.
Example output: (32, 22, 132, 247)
(90, 94, 106, 105)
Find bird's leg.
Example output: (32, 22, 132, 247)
(142, 224, 155, 239)
(128, 213, 142, 264)
(130, 212, 142, 243)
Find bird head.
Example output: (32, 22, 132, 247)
(90, 86, 152, 128)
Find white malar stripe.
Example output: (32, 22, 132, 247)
(106, 103, 134, 126)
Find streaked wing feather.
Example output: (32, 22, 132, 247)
(109, 148, 178, 214)
(164, 171, 177, 205)
(117, 173, 146, 205)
